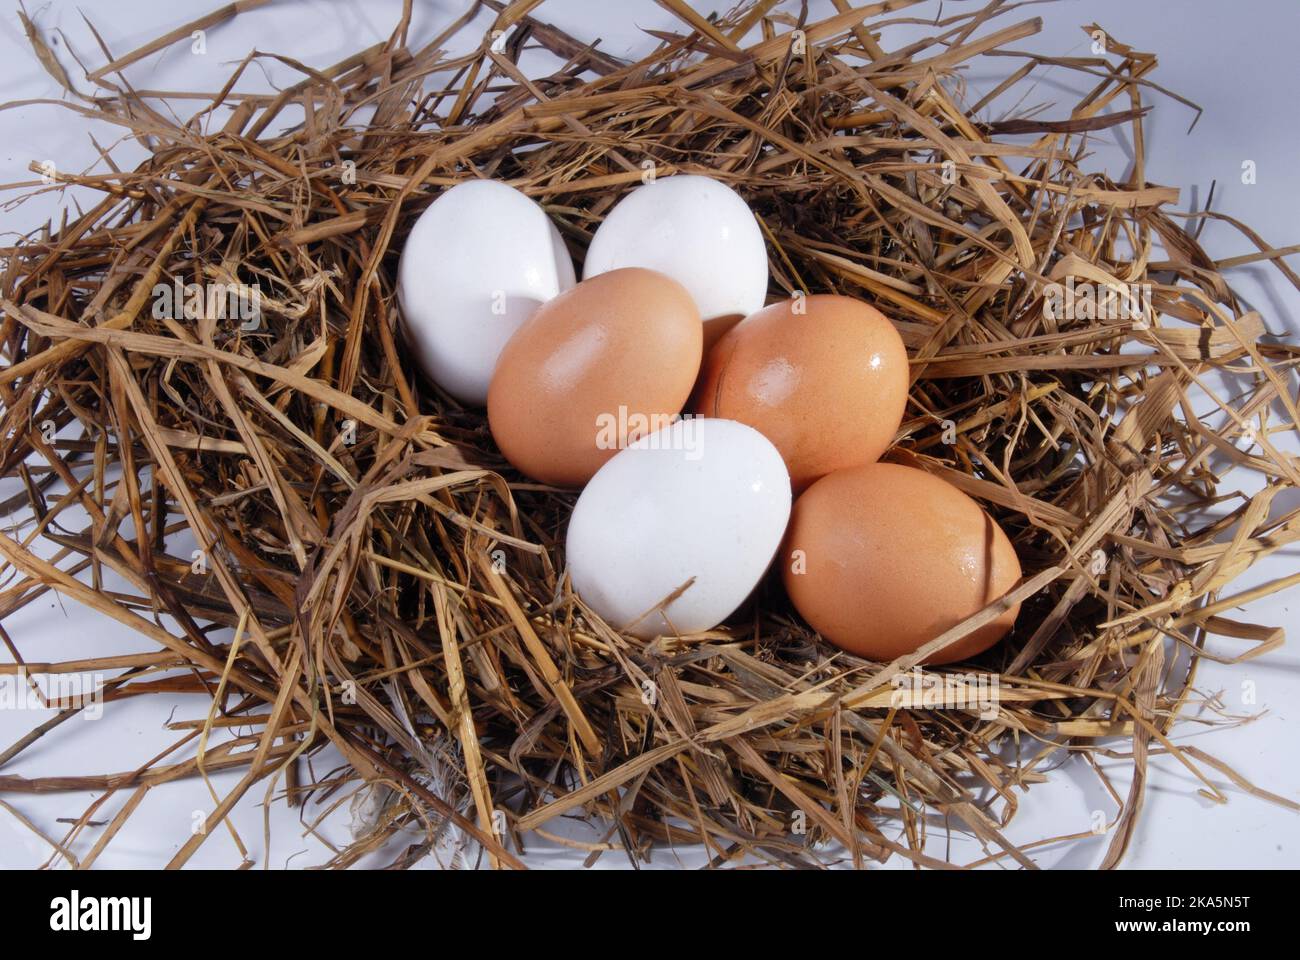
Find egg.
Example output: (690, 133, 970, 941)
(782, 462, 1022, 664)
(692, 294, 909, 491)
(488, 267, 701, 488)
(397, 179, 575, 405)
(567, 418, 791, 638)
(583, 174, 768, 350)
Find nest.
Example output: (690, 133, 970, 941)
(2, 0, 1298, 869)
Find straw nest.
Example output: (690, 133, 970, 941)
(2, 0, 1297, 869)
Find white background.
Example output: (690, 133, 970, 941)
(0, 0, 1297, 869)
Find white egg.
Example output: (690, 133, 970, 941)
(583, 175, 768, 325)
(566, 418, 791, 638)
(397, 180, 575, 405)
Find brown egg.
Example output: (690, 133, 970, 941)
(692, 294, 908, 491)
(782, 463, 1022, 664)
(488, 267, 701, 488)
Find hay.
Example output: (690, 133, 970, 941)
(1, 0, 1297, 869)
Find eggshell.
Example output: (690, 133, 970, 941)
(397, 179, 575, 405)
(782, 462, 1022, 664)
(488, 267, 702, 488)
(583, 175, 768, 349)
(693, 294, 908, 491)
(567, 418, 791, 638)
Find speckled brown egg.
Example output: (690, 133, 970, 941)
(781, 462, 1022, 664)
(488, 267, 701, 488)
(691, 294, 909, 491)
